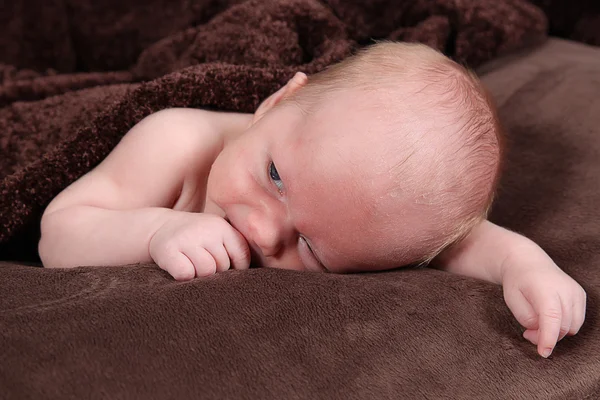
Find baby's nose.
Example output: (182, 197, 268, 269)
(250, 212, 289, 258)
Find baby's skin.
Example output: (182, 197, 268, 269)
(39, 71, 585, 358)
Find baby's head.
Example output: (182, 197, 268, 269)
(208, 42, 502, 273)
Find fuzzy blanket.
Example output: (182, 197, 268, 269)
(1, 1, 600, 399)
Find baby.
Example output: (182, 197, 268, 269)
(38, 42, 586, 358)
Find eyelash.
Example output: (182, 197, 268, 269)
(300, 235, 312, 253)
(300, 235, 324, 271)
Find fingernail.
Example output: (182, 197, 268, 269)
(542, 348, 552, 358)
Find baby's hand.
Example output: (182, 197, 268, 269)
(501, 248, 586, 358)
(149, 212, 250, 280)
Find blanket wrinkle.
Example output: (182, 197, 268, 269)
(0, 71, 135, 109)
(323, 0, 547, 65)
(0, 0, 551, 258)
(132, 0, 354, 80)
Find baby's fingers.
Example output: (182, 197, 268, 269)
(504, 289, 539, 331)
(523, 329, 538, 345)
(224, 227, 251, 270)
(161, 252, 196, 281)
(557, 297, 572, 342)
(537, 295, 563, 358)
(569, 288, 587, 336)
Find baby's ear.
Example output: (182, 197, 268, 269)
(252, 72, 307, 125)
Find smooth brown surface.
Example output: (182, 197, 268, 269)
(1, 1, 599, 399)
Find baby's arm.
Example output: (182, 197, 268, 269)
(433, 220, 586, 357)
(39, 108, 250, 277)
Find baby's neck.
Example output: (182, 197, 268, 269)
(216, 111, 254, 148)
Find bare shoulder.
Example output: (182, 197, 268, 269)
(44, 108, 252, 215)
(131, 108, 250, 145)
(137, 108, 251, 133)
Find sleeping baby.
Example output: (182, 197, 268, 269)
(38, 42, 586, 358)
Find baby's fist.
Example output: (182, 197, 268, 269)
(149, 212, 250, 280)
(502, 250, 586, 358)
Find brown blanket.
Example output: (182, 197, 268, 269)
(1, 1, 600, 399)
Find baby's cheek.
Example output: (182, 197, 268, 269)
(215, 171, 251, 206)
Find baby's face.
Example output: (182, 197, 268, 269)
(207, 90, 431, 272)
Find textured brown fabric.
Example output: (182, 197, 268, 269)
(0, 0, 548, 261)
(1, 35, 600, 400)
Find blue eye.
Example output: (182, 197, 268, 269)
(269, 161, 284, 191)
(269, 162, 280, 181)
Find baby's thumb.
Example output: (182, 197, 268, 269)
(224, 228, 251, 270)
(504, 289, 539, 330)
(522, 329, 539, 345)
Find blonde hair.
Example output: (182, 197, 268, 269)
(288, 42, 504, 266)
